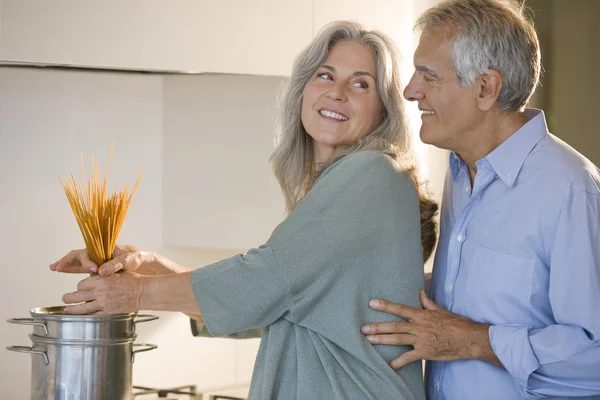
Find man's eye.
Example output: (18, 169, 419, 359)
(424, 75, 435, 82)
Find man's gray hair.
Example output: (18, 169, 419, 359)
(416, 0, 541, 111)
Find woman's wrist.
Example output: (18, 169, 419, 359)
(145, 252, 191, 275)
(138, 272, 200, 314)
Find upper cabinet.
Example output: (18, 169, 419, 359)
(315, 0, 418, 81)
(0, 0, 312, 76)
(0, 0, 424, 76)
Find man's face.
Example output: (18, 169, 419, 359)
(403, 30, 480, 152)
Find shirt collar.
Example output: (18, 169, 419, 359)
(449, 109, 549, 186)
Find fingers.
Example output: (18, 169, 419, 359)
(64, 300, 102, 315)
(368, 299, 418, 320)
(62, 289, 94, 305)
(365, 333, 416, 346)
(98, 245, 140, 276)
(361, 320, 412, 335)
(389, 350, 422, 370)
(419, 290, 441, 311)
(50, 249, 98, 274)
(76, 276, 99, 291)
(98, 258, 125, 276)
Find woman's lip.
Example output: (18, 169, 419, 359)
(318, 108, 349, 121)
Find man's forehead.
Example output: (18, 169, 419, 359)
(413, 33, 453, 69)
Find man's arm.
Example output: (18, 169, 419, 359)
(361, 290, 504, 369)
(362, 186, 600, 398)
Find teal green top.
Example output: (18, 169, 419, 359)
(191, 151, 426, 399)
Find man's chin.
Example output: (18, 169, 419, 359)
(419, 129, 437, 146)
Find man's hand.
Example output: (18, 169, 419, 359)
(361, 290, 504, 370)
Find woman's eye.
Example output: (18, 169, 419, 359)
(318, 72, 333, 80)
(352, 81, 368, 89)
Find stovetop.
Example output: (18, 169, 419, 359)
(132, 385, 246, 400)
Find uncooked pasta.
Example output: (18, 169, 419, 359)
(59, 144, 142, 267)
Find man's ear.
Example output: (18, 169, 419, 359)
(476, 70, 503, 111)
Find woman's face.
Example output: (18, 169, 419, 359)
(301, 41, 383, 163)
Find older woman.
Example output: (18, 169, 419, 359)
(51, 21, 438, 399)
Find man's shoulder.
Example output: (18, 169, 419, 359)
(528, 133, 600, 193)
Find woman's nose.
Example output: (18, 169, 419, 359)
(326, 83, 347, 102)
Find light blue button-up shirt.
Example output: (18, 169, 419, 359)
(425, 109, 600, 399)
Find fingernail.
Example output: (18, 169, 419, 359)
(366, 335, 375, 342)
(89, 265, 97, 273)
(369, 299, 380, 308)
(361, 325, 371, 334)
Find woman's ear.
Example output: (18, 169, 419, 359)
(476, 70, 503, 111)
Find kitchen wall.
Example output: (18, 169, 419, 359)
(0, 1, 448, 398)
(0, 67, 270, 397)
(526, 0, 599, 166)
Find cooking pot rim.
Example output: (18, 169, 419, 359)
(30, 306, 137, 321)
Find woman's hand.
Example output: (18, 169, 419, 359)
(62, 270, 201, 315)
(62, 271, 144, 315)
(50, 245, 158, 276)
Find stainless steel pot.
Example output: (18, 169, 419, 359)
(8, 333, 156, 400)
(7, 306, 158, 339)
(6, 306, 159, 399)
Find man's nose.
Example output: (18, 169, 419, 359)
(403, 74, 423, 102)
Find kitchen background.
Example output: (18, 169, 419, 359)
(0, 0, 597, 398)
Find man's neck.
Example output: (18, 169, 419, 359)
(458, 110, 530, 184)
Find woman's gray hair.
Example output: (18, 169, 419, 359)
(270, 20, 439, 262)
(270, 20, 414, 213)
(416, 0, 541, 111)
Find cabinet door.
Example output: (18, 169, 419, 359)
(163, 74, 286, 251)
(0, 0, 312, 76)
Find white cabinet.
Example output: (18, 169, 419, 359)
(314, 0, 416, 79)
(162, 74, 286, 251)
(0, 0, 312, 76)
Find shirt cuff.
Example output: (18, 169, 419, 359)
(489, 325, 540, 392)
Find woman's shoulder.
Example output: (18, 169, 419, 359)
(333, 150, 393, 168)
(324, 151, 413, 186)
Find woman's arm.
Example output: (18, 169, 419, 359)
(62, 270, 201, 315)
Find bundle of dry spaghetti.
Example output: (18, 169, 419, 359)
(59, 144, 143, 267)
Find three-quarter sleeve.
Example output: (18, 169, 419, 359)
(191, 151, 421, 342)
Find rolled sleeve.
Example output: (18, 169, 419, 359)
(489, 184, 600, 398)
(489, 325, 539, 392)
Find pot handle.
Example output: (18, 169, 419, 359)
(131, 314, 159, 333)
(131, 343, 157, 363)
(6, 346, 49, 365)
(6, 318, 49, 336)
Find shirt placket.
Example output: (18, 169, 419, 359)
(436, 161, 498, 398)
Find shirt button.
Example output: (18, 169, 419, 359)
(436, 381, 440, 391)
(448, 283, 454, 291)
(465, 186, 470, 193)
(457, 234, 464, 242)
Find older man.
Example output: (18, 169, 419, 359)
(361, 0, 600, 399)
